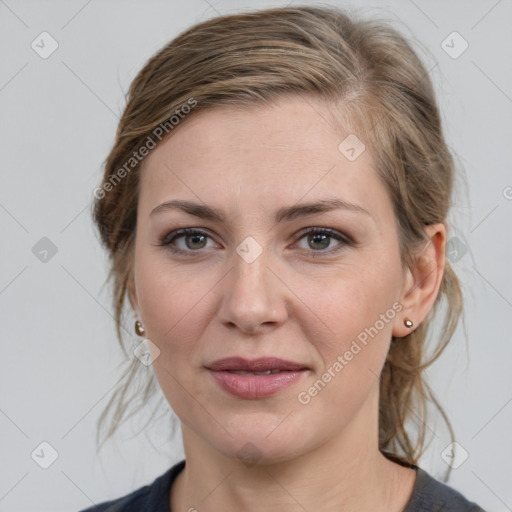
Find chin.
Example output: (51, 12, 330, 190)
(202, 414, 315, 467)
(222, 439, 306, 468)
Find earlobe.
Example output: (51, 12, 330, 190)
(392, 265, 416, 338)
(392, 223, 446, 338)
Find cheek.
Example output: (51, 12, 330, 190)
(134, 256, 218, 420)
(293, 261, 402, 351)
(134, 252, 215, 355)
(293, 282, 398, 429)
(290, 263, 401, 408)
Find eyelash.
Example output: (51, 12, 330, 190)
(158, 227, 354, 257)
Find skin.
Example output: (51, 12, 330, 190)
(128, 95, 446, 511)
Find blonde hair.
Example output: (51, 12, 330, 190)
(92, 5, 462, 478)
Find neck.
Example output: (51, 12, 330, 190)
(171, 389, 416, 512)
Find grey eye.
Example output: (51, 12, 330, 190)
(183, 233, 208, 250)
(307, 232, 332, 250)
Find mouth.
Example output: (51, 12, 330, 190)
(226, 369, 285, 375)
(206, 357, 307, 372)
(205, 357, 309, 399)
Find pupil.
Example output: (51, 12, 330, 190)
(186, 234, 206, 249)
(309, 233, 329, 250)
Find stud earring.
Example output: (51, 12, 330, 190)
(404, 318, 414, 328)
(134, 320, 145, 336)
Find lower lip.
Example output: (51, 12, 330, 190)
(208, 369, 306, 399)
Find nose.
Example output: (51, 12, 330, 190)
(216, 247, 289, 334)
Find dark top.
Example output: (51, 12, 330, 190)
(78, 459, 486, 511)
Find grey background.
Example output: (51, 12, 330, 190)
(0, 0, 511, 510)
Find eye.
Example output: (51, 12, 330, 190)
(294, 227, 352, 253)
(158, 226, 353, 256)
(159, 228, 218, 253)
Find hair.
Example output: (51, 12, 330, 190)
(92, 5, 463, 480)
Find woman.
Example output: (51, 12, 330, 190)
(84, 5, 485, 511)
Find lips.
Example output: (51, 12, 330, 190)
(207, 357, 307, 372)
(206, 357, 308, 399)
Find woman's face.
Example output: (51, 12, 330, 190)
(130, 95, 410, 463)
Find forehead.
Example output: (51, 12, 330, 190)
(142, 95, 359, 165)
(138, 95, 390, 221)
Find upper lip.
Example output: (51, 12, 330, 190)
(206, 357, 307, 372)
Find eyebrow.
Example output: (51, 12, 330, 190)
(149, 198, 370, 223)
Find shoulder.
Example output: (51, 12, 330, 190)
(77, 460, 185, 512)
(404, 465, 487, 511)
(78, 489, 147, 512)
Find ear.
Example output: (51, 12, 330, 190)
(392, 223, 446, 338)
